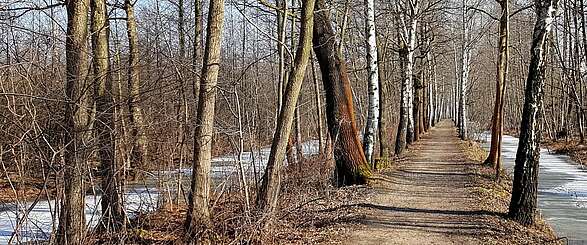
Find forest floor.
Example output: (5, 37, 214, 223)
(343, 120, 560, 245)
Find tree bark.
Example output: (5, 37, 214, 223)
(192, 0, 203, 112)
(311, 57, 325, 154)
(257, 0, 315, 217)
(485, 0, 509, 181)
(413, 73, 421, 141)
(313, 0, 371, 186)
(91, 0, 125, 231)
(378, 43, 390, 158)
(362, 0, 380, 166)
(58, 0, 90, 243)
(124, 0, 148, 181)
(395, 41, 409, 155)
(509, 0, 558, 226)
(458, 0, 469, 140)
(185, 0, 225, 236)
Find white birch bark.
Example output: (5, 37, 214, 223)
(459, 0, 470, 140)
(363, 0, 380, 165)
(394, 1, 418, 145)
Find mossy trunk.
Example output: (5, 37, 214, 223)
(312, 0, 371, 186)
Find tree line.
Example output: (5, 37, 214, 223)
(0, 0, 574, 242)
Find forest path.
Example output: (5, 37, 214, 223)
(346, 120, 493, 244)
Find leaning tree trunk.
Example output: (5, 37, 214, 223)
(313, 0, 371, 186)
(485, 0, 509, 182)
(124, 0, 148, 181)
(362, 0, 380, 166)
(58, 0, 90, 243)
(91, 0, 125, 231)
(509, 0, 558, 226)
(257, 0, 315, 217)
(185, 0, 224, 237)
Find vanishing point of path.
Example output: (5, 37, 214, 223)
(347, 120, 493, 244)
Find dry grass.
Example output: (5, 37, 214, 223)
(122, 155, 371, 244)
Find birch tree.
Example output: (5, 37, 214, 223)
(509, 0, 559, 226)
(458, 0, 470, 140)
(362, 0, 380, 166)
(394, 0, 418, 155)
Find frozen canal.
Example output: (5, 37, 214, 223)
(0, 140, 319, 244)
(478, 134, 587, 243)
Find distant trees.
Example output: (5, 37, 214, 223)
(313, 0, 371, 185)
(2, 0, 578, 240)
(185, 0, 225, 237)
(509, 0, 559, 226)
(58, 0, 91, 243)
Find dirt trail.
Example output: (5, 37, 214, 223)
(347, 120, 494, 244)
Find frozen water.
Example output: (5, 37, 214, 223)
(478, 133, 587, 243)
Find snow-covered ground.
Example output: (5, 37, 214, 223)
(478, 133, 587, 243)
(0, 140, 320, 244)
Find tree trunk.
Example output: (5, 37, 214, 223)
(362, 0, 380, 166)
(395, 41, 409, 155)
(313, 0, 371, 186)
(91, 0, 125, 231)
(485, 0, 509, 181)
(509, 0, 558, 226)
(311, 57, 325, 154)
(124, 0, 148, 181)
(58, 0, 90, 243)
(406, 21, 416, 145)
(458, 0, 469, 140)
(185, 0, 225, 236)
(378, 43, 390, 158)
(257, 0, 315, 217)
(413, 73, 421, 141)
(277, 0, 287, 116)
(192, 0, 203, 111)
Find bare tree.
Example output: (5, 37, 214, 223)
(257, 0, 315, 218)
(185, 0, 225, 237)
(362, 0, 380, 165)
(91, 0, 125, 231)
(124, 0, 147, 181)
(394, 0, 419, 154)
(509, 0, 559, 226)
(313, 0, 371, 186)
(57, 0, 91, 243)
(485, 0, 509, 181)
